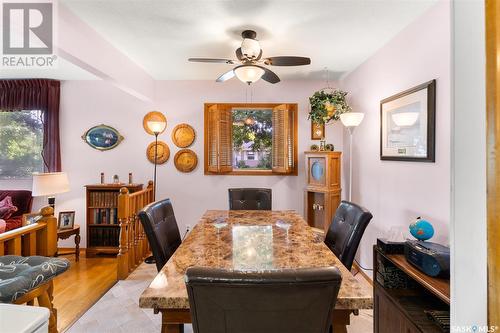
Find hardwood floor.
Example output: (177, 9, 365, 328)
(52, 250, 117, 332)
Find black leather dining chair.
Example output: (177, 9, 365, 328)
(228, 188, 272, 210)
(324, 201, 373, 271)
(138, 198, 182, 272)
(185, 266, 342, 333)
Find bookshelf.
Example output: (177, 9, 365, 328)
(85, 183, 143, 257)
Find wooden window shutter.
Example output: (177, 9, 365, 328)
(206, 104, 219, 172)
(218, 105, 233, 173)
(205, 104, 232, 173)
(272, 104, 292, 174)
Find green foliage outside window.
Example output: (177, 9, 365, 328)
(0, 110, 44, 179)
(232, 109, 272, 170)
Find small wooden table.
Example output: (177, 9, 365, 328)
(56, 225, 80, 262)
(139, 210, 373, 333)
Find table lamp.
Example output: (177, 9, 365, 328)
(32, 172, 70, 210)
(340, 112, 365, 202)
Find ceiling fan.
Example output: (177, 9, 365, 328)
(188, 30, 311, 85)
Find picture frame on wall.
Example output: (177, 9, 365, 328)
(58, 211, 75, 230)
(311, 121, 325, 140)
(380, 80, 436, 162)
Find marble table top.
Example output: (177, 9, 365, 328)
(139, 210, 373, 310)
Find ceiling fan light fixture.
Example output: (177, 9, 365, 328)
(234, 65, 265, 84)
(241, 38, 261, 58)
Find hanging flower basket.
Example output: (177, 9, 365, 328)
(308, 89, 352, 124)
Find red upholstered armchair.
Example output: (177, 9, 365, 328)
(0, 190, 33, 232)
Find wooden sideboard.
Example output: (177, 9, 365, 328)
(374, 245, 450, 332)
(304, 151, 342, 233)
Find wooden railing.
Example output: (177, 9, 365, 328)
(117, 181, 154, 280)
(0, 206, 57, 257)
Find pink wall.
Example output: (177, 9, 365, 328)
(51, 79, 343, 246)
(339, 1, 451, 271)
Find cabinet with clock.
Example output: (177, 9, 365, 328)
(304, 151, 342, 232)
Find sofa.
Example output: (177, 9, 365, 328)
(0, 190, 33, 232)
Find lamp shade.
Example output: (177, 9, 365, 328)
(32, 172, 70, 197)
(340, 112, 365, 128)
(147, 120, 167, 134)
(234, 65, 265, 84)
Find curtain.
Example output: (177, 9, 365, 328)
(0, 79, 61, 172)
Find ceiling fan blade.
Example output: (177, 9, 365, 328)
(258, 66, 280, 84)
(264, 56, 311, 66)
(235, 48, 244, 61)
(188, 58, 234, 64)
(216, 69, 235, 82)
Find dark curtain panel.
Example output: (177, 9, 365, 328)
(0, 79, 61, 172)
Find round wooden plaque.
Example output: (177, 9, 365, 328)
(146, 141, 170, 164)
(171, 123, 195, 148)
(174, 149, 198, 173)
(143, 111, 167, 135)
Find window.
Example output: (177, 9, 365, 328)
(0, 110, 44, 179)
(204, 103, 297, 175)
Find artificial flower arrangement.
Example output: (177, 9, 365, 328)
(308, 89, 352, 124)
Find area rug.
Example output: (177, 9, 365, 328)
(67, 263, 373, 333)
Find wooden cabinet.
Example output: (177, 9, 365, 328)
(373, 246, 450, 333)
(85, 183, 143, 257)
(304, 151, 342, 232)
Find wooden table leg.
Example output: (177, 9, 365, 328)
(332, 309, 351, 333)
(75, 232, 81, 262)
(159, 309, 189, 333)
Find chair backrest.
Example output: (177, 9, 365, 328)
(324, 201, 373, 271)
(138, 198, 181, 272)
(185, 266, 342, 333)
(228, 188, 272, 210)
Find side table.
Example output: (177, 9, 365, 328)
(56, 225, 80, 262)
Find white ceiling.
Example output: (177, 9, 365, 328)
(61, 0, 437, 81)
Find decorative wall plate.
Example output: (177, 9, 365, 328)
(146, 141, 170, 164)
(82, 124, 124, 151)
(171, 124, 196, 148)
(174, 149, 198, 172)
(143, 111, 167, 135)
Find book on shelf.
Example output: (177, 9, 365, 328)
(90, 191, 119, 208)
(91, 207, 118, 225)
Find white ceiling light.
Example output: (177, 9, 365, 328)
(392, 112, 419, 127)
(241, 38, 261, 58)
(234, 65, 265, 85)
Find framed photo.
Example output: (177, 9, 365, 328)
(380, 80, 436, 162)
(58, 211, 75, 230)
(22, 213, 42, 226)
(311, 122, 325, 140)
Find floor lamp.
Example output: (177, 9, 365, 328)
(340, 112, 365, 202)
(145, 118, 167, 264)
(146, 120, 167, 200)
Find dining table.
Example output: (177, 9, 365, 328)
(139, 210, 373, 333)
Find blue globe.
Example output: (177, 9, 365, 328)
(409, 219, 434, 241)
